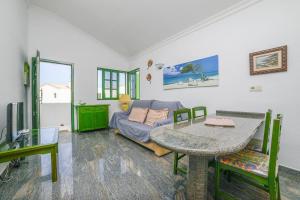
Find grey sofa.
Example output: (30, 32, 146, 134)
(110, 100, 183, 143)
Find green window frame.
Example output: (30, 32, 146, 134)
(97, 68, 140, 100)
(127, 68, 140, 100)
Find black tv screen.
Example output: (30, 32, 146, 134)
(6, 102, 24, 143)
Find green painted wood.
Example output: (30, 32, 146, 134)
(0, 128, 58, 182)
(71, 64, 75, 133)
(173, 108, 192, 123)
(215, 114, 283, 200)
(76, 105, 109, 132)
(192, 106, 207, 119)
(127, 68, 140, 100)
(31, 51, 40, 129)
(262, 109, 272, 154)
(173, 108, 192, 175)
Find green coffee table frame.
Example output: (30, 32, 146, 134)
(0, 143, 58, 182)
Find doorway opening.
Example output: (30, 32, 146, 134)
(39, 59, 74, 132)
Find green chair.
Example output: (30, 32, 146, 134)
(173, 108, 192, 175)
(246, 109, 272, 154)
(192, 106, 207, 119)
(215, 114, 283, 200)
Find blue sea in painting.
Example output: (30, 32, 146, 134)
(163, 55, 219, 88)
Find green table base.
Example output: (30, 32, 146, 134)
(0, 143, 58, 182)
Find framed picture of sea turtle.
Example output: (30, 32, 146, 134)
(250, 45, 287, 75)
(163, 55, 219, 90)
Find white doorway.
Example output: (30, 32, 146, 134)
(39, 60, 73, 131)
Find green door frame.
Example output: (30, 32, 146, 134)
(32, 51, 40, 130)
(32, 56, 75, 132)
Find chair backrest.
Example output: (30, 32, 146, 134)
(268, 114, 283, 180)
(262, 109, 272, 154)
(192, 106, 207, 119)
(173, 108, 191, 123)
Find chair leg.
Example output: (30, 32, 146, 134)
(215, 161, 221, 200)
(51, 146, 58, 182)
(226, 171, 232, 182)
(277, 176, 281, 200)
(269, 179, 278, 200)
(173, 152, 178, 175)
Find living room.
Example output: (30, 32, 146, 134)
(0, 0, 299, 199)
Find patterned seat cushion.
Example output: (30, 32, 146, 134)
(246, 138, 263, 152)
(220, 149, 269, 178)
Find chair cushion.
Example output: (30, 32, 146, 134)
(220, 149, 269, 178)
(145, 109, 169, 126)
(246, 138, 263, 152)
(128, 107, 149, 123)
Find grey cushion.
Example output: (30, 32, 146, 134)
(127, 100, 153, 114)
(150, 100, 183, 117)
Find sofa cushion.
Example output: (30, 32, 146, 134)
(128, 107, 149, 123)
(145, 109, 169, 126)
(151, 100, 183, 117)
(118, 119, 152, 142)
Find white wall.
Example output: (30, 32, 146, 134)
(28, 5, 130, 124)
(0, 0, 28, 143)
(130, 0, 300, 170)
(40, 103, 71, 129)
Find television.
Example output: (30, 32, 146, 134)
(6, 102, 24, 143)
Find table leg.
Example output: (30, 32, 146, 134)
(187, 155, 209, 200)
(51, 145, 57, 182)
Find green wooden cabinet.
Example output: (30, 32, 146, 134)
(76, 104, 109, 132)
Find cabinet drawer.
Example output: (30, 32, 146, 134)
(94, 106, 108, 112)
(79, 106, 108, 112)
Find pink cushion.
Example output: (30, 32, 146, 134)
(145, 109, 169, 126)
(128, 107, 149, 123)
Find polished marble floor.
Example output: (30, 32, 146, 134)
(0, 130, 300, 200)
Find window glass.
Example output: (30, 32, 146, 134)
(105, 80, 110, 89)
(112, 90, 117, 98)
(112, 72, 117, 81)
(97, 68, 139, 100)
(119, 72, 126, 95)
(105, 71, 110, 80)
(112, 81, 117, 89)
(97, 70, 102, 99)
(105, 89, 110, 98)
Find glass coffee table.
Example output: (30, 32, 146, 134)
(0, 128, 59, 182)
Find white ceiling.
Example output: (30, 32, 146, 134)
(30, 0, 244, 57)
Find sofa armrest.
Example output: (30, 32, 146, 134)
(109, 111, 129, 128)
(153, 118, 173, 128)
(114, 111, 129, 116)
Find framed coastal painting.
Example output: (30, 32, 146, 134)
(250, 45, 287, 75)
(163, 55, 219, 90)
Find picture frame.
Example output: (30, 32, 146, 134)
(250, 45, 287, 75)
(163, 55, 219, 90)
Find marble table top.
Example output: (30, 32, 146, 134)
(150, 115, 263, 156)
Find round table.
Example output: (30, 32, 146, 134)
(150, 115, 263, 200)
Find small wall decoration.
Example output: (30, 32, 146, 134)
(146, 73, 152, 84)
(250, 45, 287, 75)
(147, 59, 153, 70)
(163, 55, 219, 90)
(155, 63, 164, 70)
